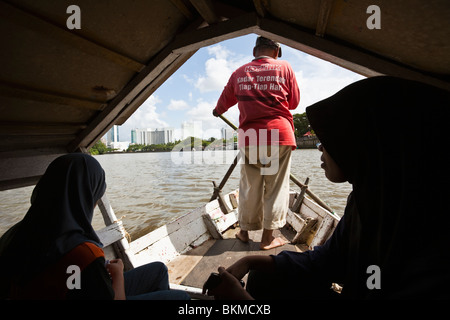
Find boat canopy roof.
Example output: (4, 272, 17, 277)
(1, 0, 449, 191)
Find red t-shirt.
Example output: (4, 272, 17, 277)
(215, 57, 300, 148)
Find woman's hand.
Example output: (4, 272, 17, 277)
(106, 259, 124, 277)
(207, 267, 253, 300)
(106, 259, 125, 300)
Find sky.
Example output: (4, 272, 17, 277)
(118, 33, 365, 142)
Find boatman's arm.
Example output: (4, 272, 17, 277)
(213, 72, 238, 117)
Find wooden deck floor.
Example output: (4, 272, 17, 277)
(167, 226, 307, 289)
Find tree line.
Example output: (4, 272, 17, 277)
(89, 112, 312, 155)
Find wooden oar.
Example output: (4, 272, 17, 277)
(217, 114, 335, 214)
(218, 114, 238, 131)
(289, 174, 334, 213)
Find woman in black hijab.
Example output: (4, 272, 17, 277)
(205, 76, 450, 299)
(0, 153, 190, 300)
(0, 153, 110, 299)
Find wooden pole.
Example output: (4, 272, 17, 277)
(97, 195, 135, 270)
(218, 114, 238, 131)
(289, 174, 334, 213)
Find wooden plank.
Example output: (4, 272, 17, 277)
(303, 196, 339, 221)
(0, 135, 75, 152)
(292, 217, 318, 245)
(97, 194, 134, 270)
(0, 148, 65, 190)
(252, 0, 268, 18)
(286, 209, 306, 232)
(169, 0, 195, 20)
(315, 0, 334, 37)
(181, 239, 236, 288)
(203, 207, 238, 239)
(95, 221, 125, 248)
(190, 0, 221, 25)
(0, 122, 86, 136)
(167, 239, 216, 284)
(129, 200, 210, 254)
(291, 177, 309, 213)
(202, 214, 223, 239)
(0, 81, 105, 110)
(129, 190, 239, 267)
(171, 12, 259, 54)
(0, 1, 145, 72)
(132, 217, 210, 267)
(309, 214, 336, 248)
(180, 227, 297, 289)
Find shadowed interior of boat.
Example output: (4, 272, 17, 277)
(167, 226, 308, 289)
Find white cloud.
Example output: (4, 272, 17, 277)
(167, 99, 190, 111)
(207, 45, 231, 60)
(186, 99, 215, 121)
(285, 48, 365, 113)
(295, 71, 364, 114)
(121, 95, 169, 138)
(194, 44, 251, 93)
(184, 99, 240, 139)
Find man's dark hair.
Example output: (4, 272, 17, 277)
(254, 36, 282, 57)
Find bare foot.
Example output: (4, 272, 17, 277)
(235, 230, 249, 243)
(260, 236, 287, 250)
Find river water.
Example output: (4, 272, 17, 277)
(0, 149, 352, 240)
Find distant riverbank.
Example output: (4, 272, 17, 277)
(296, 136, 320, 149)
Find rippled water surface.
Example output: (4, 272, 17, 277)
(0, 149, 352, 239)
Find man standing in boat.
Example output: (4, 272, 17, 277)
(213, 36, 300, 250)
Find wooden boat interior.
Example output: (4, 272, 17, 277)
(94, 188, 340, 298)
(1, 0, 448, 299)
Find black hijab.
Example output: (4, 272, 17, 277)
(306, 76, 450, 298)
(0, 153, 106, 286)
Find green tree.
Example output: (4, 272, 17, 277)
(293, 112, 312, 137)
(89, 140, 108, 155)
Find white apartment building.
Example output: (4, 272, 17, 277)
(132, 127, 174, 145)
(181, 121, 202, 140)
(107, 125, 119, 146)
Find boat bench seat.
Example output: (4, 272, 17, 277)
(95, 221, 126, 248)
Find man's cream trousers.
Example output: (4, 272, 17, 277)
(238, 145, 292, 231)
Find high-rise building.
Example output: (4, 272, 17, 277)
(107, 125, 119, 146)
(106, 125, 129, 151)
(131, 129, 137, 144)
(221, 127, 235, 141)
(133, 127, 174, 145)
(181, 121, 201, 140)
